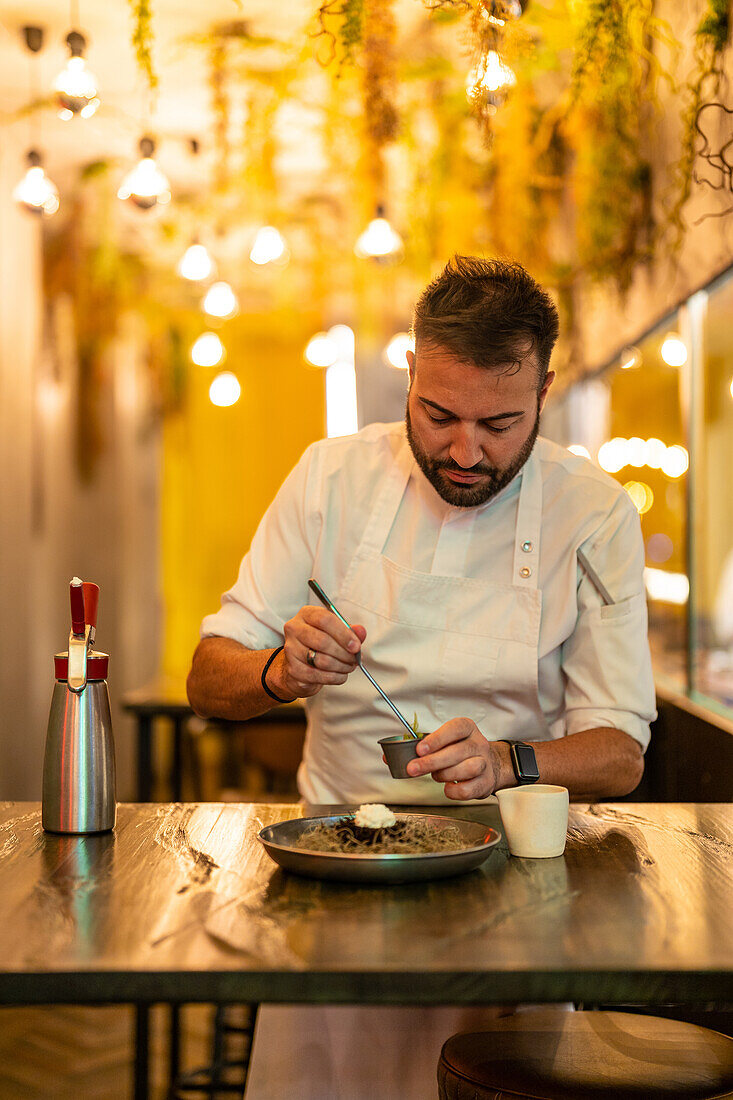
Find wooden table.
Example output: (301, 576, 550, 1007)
(1, 802, 732, 1092)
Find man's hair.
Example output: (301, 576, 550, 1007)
(412, 256, 560, 384)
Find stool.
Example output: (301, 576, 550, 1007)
(437, 1009, 733, 1099)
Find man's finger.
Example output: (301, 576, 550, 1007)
(303, 606, 362, 654)
(416, 717, 475, 756)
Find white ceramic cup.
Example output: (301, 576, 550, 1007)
(496, 783, 569, 858)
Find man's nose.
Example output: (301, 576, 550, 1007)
(449, 425, 483, 469)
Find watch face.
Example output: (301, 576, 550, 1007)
(515, 743, 540, 782)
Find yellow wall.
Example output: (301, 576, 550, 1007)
(161, 310, 325, 678)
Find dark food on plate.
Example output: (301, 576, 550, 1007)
(294, 815, 468, 855)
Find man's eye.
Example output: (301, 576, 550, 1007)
(486, 424, 513, 433)
(427, 414, 451, 424)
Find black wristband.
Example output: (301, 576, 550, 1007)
(261, 645, 295, 704)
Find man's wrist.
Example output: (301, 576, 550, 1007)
(492, 739, 516, 792)
(263, 648, 297, 703)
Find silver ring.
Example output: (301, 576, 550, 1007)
(306, 649, 317, 668)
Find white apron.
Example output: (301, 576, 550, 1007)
(298, 436, 547, 804)
(246, 444, 549, 1100)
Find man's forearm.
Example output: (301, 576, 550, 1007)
(530, 727, 644, 799)
(187, 636, 289, 720)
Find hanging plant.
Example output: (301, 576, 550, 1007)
(668, 0, 731, 243)
(564, 0, 671, 290)
(313, 0, 366, 69)
(362, 0, 399, 196)
(129, 0, 158, 92)
(209, 39, 230, 193)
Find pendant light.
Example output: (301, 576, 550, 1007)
(13, 27, 60, 218)
(13, 150, 60, 216)
(117, 137, 171, 210)
(177, 241, 216, 281)
(355, 205, 403, 260)
(249, 226, 289, 266)
(54, 31, 99, 119)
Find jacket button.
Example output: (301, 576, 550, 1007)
(520, 566, 532, 578)
(522, 540, 533, 552)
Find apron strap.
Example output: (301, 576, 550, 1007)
(357, 435, 414, 557)
(512, 449, 543, 591)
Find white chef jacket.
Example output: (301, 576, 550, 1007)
(202, 421, 656, 795)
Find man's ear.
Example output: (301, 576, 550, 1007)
(406, 349, 415, 383)
(538, 370, 555, 413)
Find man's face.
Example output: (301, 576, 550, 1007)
(405, 343, 555, 508)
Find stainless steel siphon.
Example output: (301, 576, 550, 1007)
(42, 577, 116, 834)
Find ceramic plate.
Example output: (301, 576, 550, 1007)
(258, 813, 501, 884)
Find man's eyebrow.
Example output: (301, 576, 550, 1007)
(418, 396, 524, 421)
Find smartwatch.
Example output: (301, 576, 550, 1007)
(499, 740, 540, 785)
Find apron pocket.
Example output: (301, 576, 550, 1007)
(435, 636, 501, 725)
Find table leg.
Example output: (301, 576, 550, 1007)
(169, 1002, 181, 1088)
(137, 715, 153, 802)
(172, 716, 184, 802)
(134, 1004, 150, 1100)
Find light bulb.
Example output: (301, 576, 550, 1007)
(249, 226, 288, 266)
(384, 332, 414, 369)
(13, 152, 59, 216)
(661, 445, 689, 478)
(203, 281, 238, 318)
(305, 332, 339, 368)
(567, 444, 591, 460)
(466, 50, 516, 106)
(643, 438, 666, 469)
(355, 210, 403, 259)
(660, 333, 687, 367)
(597, 437, 628, 474)
(191, 332, 224, 367)
(117, 138, 171, 210)
(623, 480, 654, 515)
(209, 371, 240, 407)
(54, 56, 99, 119)
(620, 345, 641, 370)
(178, 243, 215, 281)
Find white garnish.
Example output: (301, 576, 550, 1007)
(354, 803, 396, 829)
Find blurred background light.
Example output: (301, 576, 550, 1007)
(355, 209, 403, 259)
(466, 50, 516, 104)
(209, 371, 240, 407)
(623, 480, 654, 514)
(643, 437, 666, 468)
(567, 444, 591, 459)
(249, 226, 288, 266)
(304, 331, 339, 368)
(597, 437, 628, 473)
(13, 152, 59, 216)
(660, 333, 688, 367)
(53, 32, 99, 119)
(646, 532, 674, 564)
(620, 346, 641, 370)
(383, 332, 414, 369)
(117, 137, 171, 209)
(203, 281, 238, 319)
(644, 566, 689, 604)
(627, 436, 646, 467)
(661, 444, 689, 478)
(191, 332, 224, 367)
(178, 242, 215, 281)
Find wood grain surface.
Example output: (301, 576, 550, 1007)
(0, 802, 731, 1007)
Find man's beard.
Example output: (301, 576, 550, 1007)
(405, 401, 540, 508)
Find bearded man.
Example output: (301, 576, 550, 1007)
(188, 255, 654, 805)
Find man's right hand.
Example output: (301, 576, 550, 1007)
(268, 605, 367, 700)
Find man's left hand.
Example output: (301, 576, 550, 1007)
(405, 717, 508, 800)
